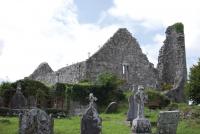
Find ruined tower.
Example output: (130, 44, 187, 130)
(157, 23, 187, 102)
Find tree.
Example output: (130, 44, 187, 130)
(185, 59, 200, 104)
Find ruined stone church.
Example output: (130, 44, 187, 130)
(28, 23, 187, 102)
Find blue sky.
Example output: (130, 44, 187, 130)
(0, 0, 199, 82)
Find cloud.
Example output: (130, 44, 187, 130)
(0, 40, 4, 55)
(108, 0, 200, 69)
(0, 0, 119, 82)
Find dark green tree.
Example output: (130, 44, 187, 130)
(185, 59, 200, 104)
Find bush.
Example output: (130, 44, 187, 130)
(185, 58, 200, 104)
(161, 83, 173, 91)
(145, 89, 170, 109)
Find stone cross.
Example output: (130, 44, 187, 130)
(89, 93, 97, 106)
(134, 85, 147, 118)
(81, 93, 101, 134)
(131, 86, 151, 134)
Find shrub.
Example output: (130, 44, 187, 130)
(161, 83, 173, 91)
(145, 89, 170, 109)
(173, 22, 184, 33)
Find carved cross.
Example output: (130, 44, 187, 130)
(89, 93, 97, 105)
(135, 85, 147, 118)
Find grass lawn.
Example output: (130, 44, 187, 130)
(1, 108, 200, 134)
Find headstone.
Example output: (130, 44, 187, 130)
(105, 102, 118, 113)
(10, 83, 27, 109)
(127, 85, 138, 123)
(157, 110, 180, 134)
(19, 108, 54, 134)
(132, 86, 151, 134)
(81, 93, 102, 134)
(0, 96, 4, 107)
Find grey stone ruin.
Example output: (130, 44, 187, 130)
(132, 86, 151, 134)
(127, 85, 138, 125)
(81, 93, 102, 134)
(157, 110, 180, 134)
(19, 108, 54, 134)
(10, 83, 27, 109)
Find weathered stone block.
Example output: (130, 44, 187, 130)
(157, 110, 180, 134)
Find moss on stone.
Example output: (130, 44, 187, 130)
(173, 22, 184, 33)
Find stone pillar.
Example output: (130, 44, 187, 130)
(131, 86, 151, 134)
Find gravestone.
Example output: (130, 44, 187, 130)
(81, 93, 102, 134)
(105, 102, 118, 113)
(19, 108, 54, 134)
(0, 96, 4, 107)
(127, 85, 138, 124)
(10, 83, 27, 109)
(132, 86, 151, 134)
(157, 110, 180, 134)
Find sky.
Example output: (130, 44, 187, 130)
(0, 0, 200, 82)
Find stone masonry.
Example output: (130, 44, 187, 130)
(28, 23, 187, 101)
(29, 28, 158, 89)
(157, 23, 187, 102)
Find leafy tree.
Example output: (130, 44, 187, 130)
(185, 59, 200, 104)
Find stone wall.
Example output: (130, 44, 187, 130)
(29, 28, 158, 89)
(85, 28, 158, 88)
(157, 23, 187, 102)
(28, 23, 187, 102)
(29, 61, 86, 85)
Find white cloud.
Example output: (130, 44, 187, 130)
(0, 0, 119, 82)
(109, 0, 200, 69)
(1, 0, 199, 82)
(0, 40, 4, 55)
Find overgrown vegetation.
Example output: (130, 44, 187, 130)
(160, 83, 173, 91)
(173, 22, 184, 33)
(145, 89, 170, 109)
(185, 58, 200, 104)
(66, 72, 125, 106)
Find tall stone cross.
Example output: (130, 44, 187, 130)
(135, 85, 147, 118)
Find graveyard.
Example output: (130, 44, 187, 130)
(0, 97, 200, 134)
(0, 23, 200, 134)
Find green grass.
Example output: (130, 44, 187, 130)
(1, 111, 200, 134)
(0, 102, 200, 134)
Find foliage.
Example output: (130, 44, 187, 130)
(95, 72, 124, 89)
(161, 83, 173, 91)
(66, 72, 125, 106)
(173, 22, 184, 33)
(185, 58, 200, 104)
(145, 89, 170, 109)
(0, 79, 50, 107)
